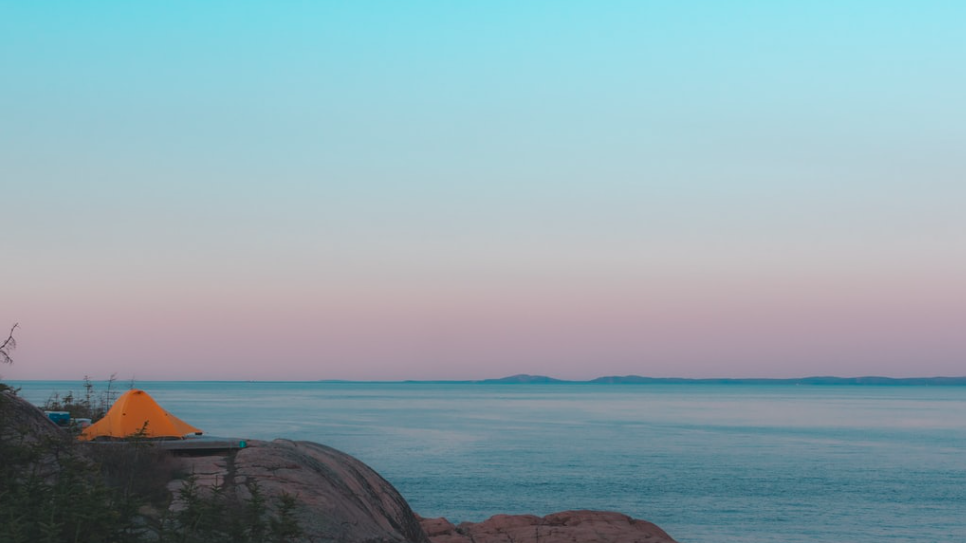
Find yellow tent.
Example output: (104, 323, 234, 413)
(79, 389, 202, 441)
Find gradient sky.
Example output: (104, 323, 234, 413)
(2, 2, 964, 380)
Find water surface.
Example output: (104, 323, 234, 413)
(13, 381, 966, 543)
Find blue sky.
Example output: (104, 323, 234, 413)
(2, 2, 964, 380)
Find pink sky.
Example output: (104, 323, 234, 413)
(5, 266, 964, 380)
(3, 3, 965, 381)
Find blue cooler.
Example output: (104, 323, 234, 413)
(45, 411, 71, 427)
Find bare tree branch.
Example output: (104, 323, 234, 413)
(1, 323, 18, 365)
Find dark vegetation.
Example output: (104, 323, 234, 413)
(42, 375, 123, 423)
(0, 324, 303, 543)
(0, 323, 17, 367)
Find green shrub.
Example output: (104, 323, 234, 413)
(2, 387, 303, 543)
(44, 375, 124, 423)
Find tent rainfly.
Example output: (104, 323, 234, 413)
(79, 389, 202, 441)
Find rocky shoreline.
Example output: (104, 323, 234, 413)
(419, 510, 677, 543)
(6, 392, 678, 543)
(177, 438, 679, 542)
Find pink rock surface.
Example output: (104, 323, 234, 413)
(0, 391, 64, 444)
(419, 510, 679, 543)
(177, 439, 430, 543)
(4, 396, 681, 543)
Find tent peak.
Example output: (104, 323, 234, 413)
(80, 389, 202, 441)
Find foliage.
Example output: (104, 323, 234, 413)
(44, 375, 123, 423)
(1, 378, 303, 543)
(0, 393, 140, 543)
(0, 323, 17, 366)
(149, 476, 304, 543)
(0, 323, 18, 393)
(269, 492, 303, 543)
(92, 427, 181, 506)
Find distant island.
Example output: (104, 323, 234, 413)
(486, 374, 966, 385)
(369, 374, 966, 386)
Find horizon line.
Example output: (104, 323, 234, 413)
(6, 374, 966, 384)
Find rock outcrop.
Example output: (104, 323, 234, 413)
(419, 511, 678, 543)
(176, 439, 430, 543)
(0, 389, 65, 444)
(4, 391, 679, 543)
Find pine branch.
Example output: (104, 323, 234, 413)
(0, 323, 18, 365)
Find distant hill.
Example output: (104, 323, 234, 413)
(590, 375, 966, 386)
(317, 375, 966, 386)
(479, 374, 566, 384)
(473, 374, 966, 386)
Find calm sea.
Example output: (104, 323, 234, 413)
(11, 381, 966, 543)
